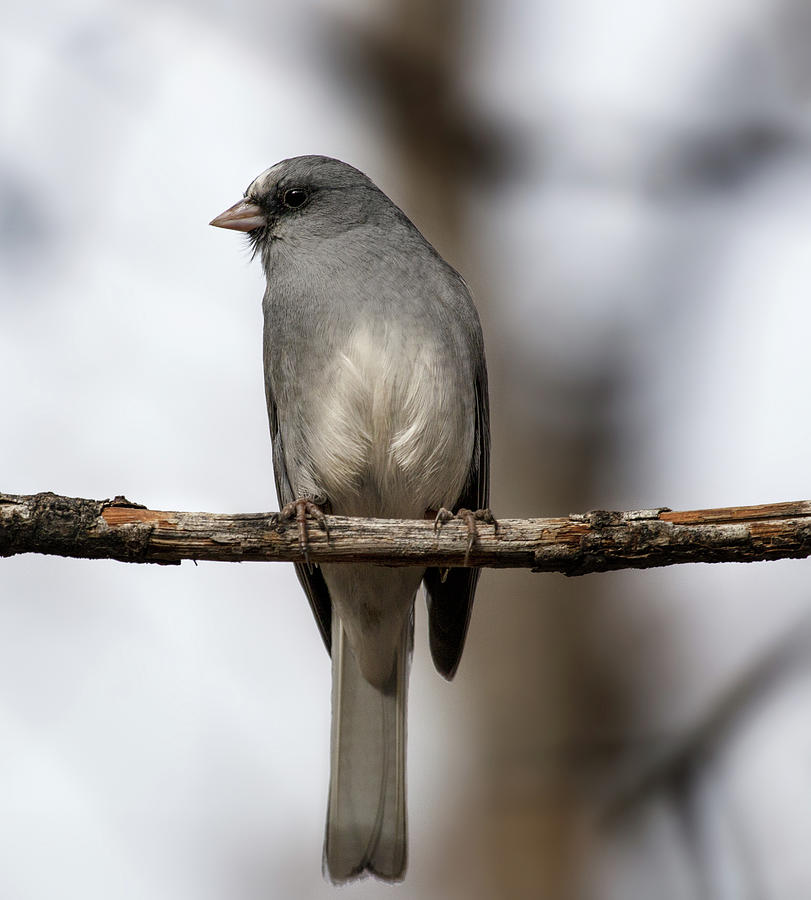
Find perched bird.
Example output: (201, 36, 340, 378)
(211, 156, 490, 882)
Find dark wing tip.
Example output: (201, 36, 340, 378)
(425, 566, 480, 680)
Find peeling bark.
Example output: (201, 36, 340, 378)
(2, 491, 811, 574)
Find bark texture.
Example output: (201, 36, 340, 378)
(2, 491, 810, 573)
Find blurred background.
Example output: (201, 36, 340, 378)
(3, 0, 811, 897)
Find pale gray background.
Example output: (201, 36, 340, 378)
(3, 1, 811, 897)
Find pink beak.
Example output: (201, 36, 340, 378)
(210, 198, 266, 232)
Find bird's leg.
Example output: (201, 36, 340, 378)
(456, 508, 498, 564)
(272, 498, 329, 569)
(432, 506, 498, 566)
(432, 507, 456, 530)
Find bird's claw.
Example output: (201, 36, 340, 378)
(272, 499, 329, 568)
(433, 506, 497, 565)
(433, 507, 456, 531)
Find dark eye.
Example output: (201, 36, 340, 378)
(282, 188, 309, 209)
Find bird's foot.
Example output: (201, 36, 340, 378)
(272, 499, 329, 568)
(433, 507, 498, 565)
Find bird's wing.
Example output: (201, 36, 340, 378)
(424, 359, 490, 680)
(268, 395, 333, 654)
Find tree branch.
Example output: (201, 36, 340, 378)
(3, 491, 811, 575)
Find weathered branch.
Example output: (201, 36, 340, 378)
(3, 491, 811, 575)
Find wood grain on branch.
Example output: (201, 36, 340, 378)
(3, 491, 811, 575)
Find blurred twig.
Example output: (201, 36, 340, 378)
(604, 618, 811, 823)
(602, 617, 811, 899)
(2, 491, 811, 571)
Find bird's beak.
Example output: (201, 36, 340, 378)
(210, 198, 266, 232)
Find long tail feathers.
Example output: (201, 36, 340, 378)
(324, 613, 412, 883)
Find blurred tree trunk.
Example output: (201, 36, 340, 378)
(330, 3, 629, 897)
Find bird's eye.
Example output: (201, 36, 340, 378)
(282, 189, 309, 209)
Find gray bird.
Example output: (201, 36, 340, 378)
(211, 156, 489, 883)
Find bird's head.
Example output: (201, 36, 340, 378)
(210, 155, 392, 260)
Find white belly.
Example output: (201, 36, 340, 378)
(304, 325, 473, 518)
